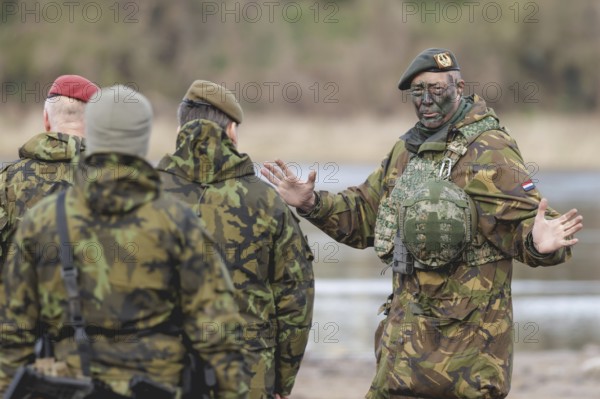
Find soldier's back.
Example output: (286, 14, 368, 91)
(0, 132, 83, 265)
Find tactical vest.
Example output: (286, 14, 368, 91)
(374, 116, 506, 270)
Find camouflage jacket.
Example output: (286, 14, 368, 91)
(0, 132, 84, 267)
(0, 153, 247, 399)
(156, 119, 314, 396)
(301, 95, 570, 399)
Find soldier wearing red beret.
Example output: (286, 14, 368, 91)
(0, 75, 99, 270)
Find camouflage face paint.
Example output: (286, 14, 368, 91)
(410, 72, 462, 129)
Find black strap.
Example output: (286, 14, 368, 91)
(56, 190, 92, 377)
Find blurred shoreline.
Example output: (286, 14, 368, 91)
(1, 112, 600, 170)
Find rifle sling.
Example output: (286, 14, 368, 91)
(56, 190, 93, 377)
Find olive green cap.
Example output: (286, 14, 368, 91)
(183, 80, 243, 124)
(397, 48, 460, 90)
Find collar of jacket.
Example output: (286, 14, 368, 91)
(401, 94, 496, 154)
(75, 153, 160, 215)
(18, 132, 85, 161)
(156, 118, 255, 185)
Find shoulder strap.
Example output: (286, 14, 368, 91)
(439, 134, 468, 180)
(440, 115, 504, 180)
(56, 190, 92, 377)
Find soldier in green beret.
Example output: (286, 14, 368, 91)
(0, 85, 247, 398)
(262, 48, 583, 399)
(156, 80, 315, 399)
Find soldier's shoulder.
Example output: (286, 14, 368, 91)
(153, 189, 200, 223)
(0, 158, 27, 175)
(0, 156, 67, 182)
(472, 127, 517, 150)
(389, 138, 408, 155)
(243, 175, 278, 193)
(17, 190, 62, 229)
(378, 139, 410, 175)
(241, 176, 291, 209)
(1, 158, 18, 171)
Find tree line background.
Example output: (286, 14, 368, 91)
(0, 0, 598, 118)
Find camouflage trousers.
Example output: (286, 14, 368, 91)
(247, 348, 276, 399)
(372, 315, 419, 399)
(369, 318, 440, 399)
(368, 277, 512, 399)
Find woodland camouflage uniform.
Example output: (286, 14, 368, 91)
(0, 73, 99, 270)
(0, 132, 83, 266)
(157, 119, 315, 398)
(0, 153, 246, 398)
(0, 133, 84, 319)
(299, 95, 570, 399)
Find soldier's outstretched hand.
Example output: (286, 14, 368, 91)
(262, 159, 317, 211)
(532, 198, 583, 254)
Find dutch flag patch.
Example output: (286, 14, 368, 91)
(521, 179, 535, 191)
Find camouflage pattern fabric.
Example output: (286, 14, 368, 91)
(400, 179, 477, 268)
(375, 114, 500, 270)
(245, 349, 276, 398)
(300, 95, 571, 399)
(0, 153, 247, 399)
(156, 119, 314, 398)
(0, 132, 84, 267)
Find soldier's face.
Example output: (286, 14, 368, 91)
(410, 72, 464, 129)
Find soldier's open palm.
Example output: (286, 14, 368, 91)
(532, 198, 583, 253)
(262, 159, 317, 210)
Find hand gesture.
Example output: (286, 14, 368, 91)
(532, 198, 583, 254)
(261, 159, 317, 212)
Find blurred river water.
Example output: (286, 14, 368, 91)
(298, 166, 600, 358)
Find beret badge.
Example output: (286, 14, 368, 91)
(433, 52, 453, 69)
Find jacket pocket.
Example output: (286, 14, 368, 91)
(388, 296, 510, 399)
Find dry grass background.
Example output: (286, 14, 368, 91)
(2, 112, 600, 171)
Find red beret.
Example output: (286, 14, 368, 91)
(47, 75, 99, 103)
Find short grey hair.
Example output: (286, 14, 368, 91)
(177, 102, 233, 130)
(44, 95, 86, 130)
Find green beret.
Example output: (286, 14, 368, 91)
(183, 80, 244, 124)
(397, 48, 460, 90)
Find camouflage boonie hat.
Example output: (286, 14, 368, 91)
(400, 179, 477, 269)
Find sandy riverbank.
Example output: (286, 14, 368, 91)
(291, 347, 600, 399)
